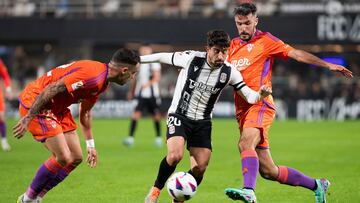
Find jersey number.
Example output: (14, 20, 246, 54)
(167, 116, 181, 127)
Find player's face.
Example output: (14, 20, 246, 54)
(206, 45, 228, 67)
(108, 62, 139, 85)
(234, 13, 258, 41)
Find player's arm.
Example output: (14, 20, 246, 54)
(79, 99, 97, 168)
(13, 78, 67, 139)
(140, 53, 173, 65)
(288, 49, 353, 78)
(230, 67, 272, 104)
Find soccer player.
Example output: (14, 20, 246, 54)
(123, 45, 163, 147)
(0, 58, 13, 151)
(224, 3, 353, 203)
(13, 48, 140, 203)
(143, 30, 272, 203)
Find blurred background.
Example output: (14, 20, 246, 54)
(0, 0, 359, 121)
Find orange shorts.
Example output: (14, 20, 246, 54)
(0, 90, 5, 111)
(19, 104, 77, 142)
(236, 102, 276, 149)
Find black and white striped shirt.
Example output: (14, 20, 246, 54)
(141, 50, 261, 120)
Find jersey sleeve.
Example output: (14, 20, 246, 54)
(171, 50, 196, 68)
(266, 33, 294, 60)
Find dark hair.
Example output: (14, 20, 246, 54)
(111, 48, 140, 65)
(234, 3, 257, 16)
(207, 30, 230, 48)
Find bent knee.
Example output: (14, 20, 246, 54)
(167, 153, 183, 165)
(259, 167, 278, 181)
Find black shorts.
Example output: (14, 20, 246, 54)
(166, 113, 212, 150)
(134, 97, 161, 115)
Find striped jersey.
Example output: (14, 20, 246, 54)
(168, 51, 248, 120)
(135, 62, 161, 99)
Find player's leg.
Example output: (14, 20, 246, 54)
(188, 147, 211, 187)
(38, 130, 83, 199)
(150, 98, 162, 147)
(123, 100, 142, 146)
(145, 114, 186, 203)
(0, 91, 10, 151)
(0, 111, 10, 151)
(20, 133, 72, 202)
(257, 145, 330, 203)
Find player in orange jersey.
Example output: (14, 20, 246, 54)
(13, 48, 140, 203)
(0, 59, 13, 151)
(224, 3, 353, 203)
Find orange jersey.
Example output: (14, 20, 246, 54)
(227, 30, 294, 111)
(19, 60, 109, 114)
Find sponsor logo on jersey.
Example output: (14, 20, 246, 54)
(220, 73, 227, 83)
(194, 66, 199, 72)
(71, 81, 84, 91)
(189, 79, 220, 94)
(231, 58, 251, 71)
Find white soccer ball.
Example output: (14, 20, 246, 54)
(166, 172, 197, 201)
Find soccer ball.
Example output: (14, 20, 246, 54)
(166, 172, 197, 201)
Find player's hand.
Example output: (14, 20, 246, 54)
(12, 115, 31, 139)
(86, 147, 97, 168)
(259, 85, 272, 98)
(328, 64, 353, 78)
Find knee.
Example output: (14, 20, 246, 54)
(167, 152, 183, 165)
(71, 155, 83, 166)
(56, 153, 73, 166)
(259, 166, 278, 181)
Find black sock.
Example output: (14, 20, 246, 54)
(188, 169, 204, 186)
(129, 119, 137, 137)
(154, 157, 177, 189)
(154, 120, 161, 137)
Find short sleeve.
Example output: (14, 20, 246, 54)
(172, 50, 196, 68)
(266, 33, 294, 60)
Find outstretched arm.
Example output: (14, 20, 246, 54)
(140, 53, 174, 65)
(288, 49, 353, 78)
(13, 78, 67, 139)
(79, 100, 97, 168)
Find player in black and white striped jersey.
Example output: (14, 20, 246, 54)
(144, 30, 272, 203)
(123, 45, 163, 147)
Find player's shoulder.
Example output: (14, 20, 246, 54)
(75, 60, 104, 67)
(262, 31, 282, 42)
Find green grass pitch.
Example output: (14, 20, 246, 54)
(1, 118, 359, 203)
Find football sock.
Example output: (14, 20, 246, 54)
(154, 157, 176, 189)
(129, 119, 137, 137)
(188, 170, 203, 186)
(241, 150, 259, 190)
(0, 121, 6, 138)
(154, 120, 161, 137)
(26, 156, 63, 199)
(38, 162, 77, 197)
(277, 166, 316, 190)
